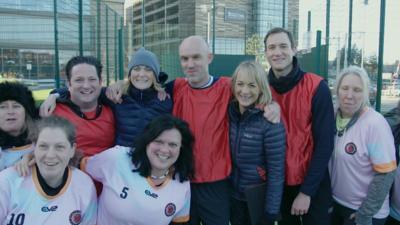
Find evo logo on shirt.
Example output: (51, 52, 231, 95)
(41, 205, 58, 212)
(145, 189, 158, 199)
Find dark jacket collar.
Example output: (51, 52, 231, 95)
(126, 85, 157, 102)
(229, 101, 262, 122)
(0, 129, 30, 149)
(268, 56, 306, 94)
(56, 95, 103, 120)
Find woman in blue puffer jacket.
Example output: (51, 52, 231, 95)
(229, 61, 286, 225)
(113, 48, 172, 147)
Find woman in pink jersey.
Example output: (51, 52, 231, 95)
(329, 66, 397, 225)
(0, 116, 97, 225)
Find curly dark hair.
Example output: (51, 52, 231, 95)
(130, 115, 194, 182)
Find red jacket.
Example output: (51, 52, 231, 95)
(172, 77, 232, 183)
(271, 73, 323, 185)
(54, 103, 115, 156)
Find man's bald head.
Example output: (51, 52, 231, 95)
(178, 36, 213, 88)
(179, 36, 210, 54)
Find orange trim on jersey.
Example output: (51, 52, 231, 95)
(10, 144, 33, 151)
(146, 175, 171, 189)
(32, 166, 72, 200)
(373, 160, 397, 173)
(80, 157, 89, 172)
(172, 215, 190, 223)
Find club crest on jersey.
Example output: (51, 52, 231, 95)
(344, 142, 357, 155)
(164, 203, 176, 217)
(69, 210, 82, 225)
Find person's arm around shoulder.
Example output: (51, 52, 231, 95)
(105, 80, 125, 104)
(263, 101, 281, 124)
(81, 145, 128, 183)
(40, 92, 60, 117)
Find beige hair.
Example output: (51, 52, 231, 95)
(335, 65, 371, 108)
(231, 61, 272, 105)
(122, 70, 164, 95)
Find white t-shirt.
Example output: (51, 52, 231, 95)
(329, 108, 397, 218)
(82, 145, 190, 225)
(0, 144, 34, 171)
(0, 166, 97, 225)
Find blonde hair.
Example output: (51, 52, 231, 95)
(335, 66, 370, 108)
(231, 61, 272, 105)
(122, 70, 164, 95)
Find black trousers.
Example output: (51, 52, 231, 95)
(189, 179, 231, 225)
(230, 197, 252, 225)
(278, 172, 332, 225)
(331, 201, 387, 225)
(384, 216, 400, 225)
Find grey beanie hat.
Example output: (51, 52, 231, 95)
(128, 47, 160, 82)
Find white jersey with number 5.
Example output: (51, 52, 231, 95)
(82, 145, 190, 225)
(0, 166, 97, 225)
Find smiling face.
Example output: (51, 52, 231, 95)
(179, 36, 213, 88)
(34, 127, 75, 188)
(338, 73, 365, 118)
(68, 63, 102, 112)
(264, 32, 296, 78)
(146, 128, 182, 177)
(0, 100, 26, 136)
(234, 71, 261, 114)
(129, 65, 155, 90)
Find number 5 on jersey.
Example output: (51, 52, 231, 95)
(120, 187, 129, 199)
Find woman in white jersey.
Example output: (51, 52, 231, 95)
(0, 116, 97, 225)
(81, 114, 194, 225)
(329, 66, 397, 225)
(0, 82, 38, 171)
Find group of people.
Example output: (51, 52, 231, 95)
(0, 27, 399, 225)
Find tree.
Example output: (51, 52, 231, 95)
(364, 54, 378, 80)
(332, 44, 363, 68)
(245, 34, 266, 65)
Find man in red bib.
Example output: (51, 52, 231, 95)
(48, 56, 115, 157)
(264, 28, 335, 225)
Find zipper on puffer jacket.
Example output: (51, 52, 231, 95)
(233, 119, 243, 195)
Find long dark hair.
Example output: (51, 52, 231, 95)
(130, 115, 194, 182)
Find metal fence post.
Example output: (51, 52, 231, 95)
(53, 0, 60, 88)
(282, 0, 286, 28)
(79, 0, 83, 56)
(212, 0, 215, 54)
(114, 12, 118, 82)
(347, 0, 353, 65)
(142, 0, 145, 47)
(96, 0, 101, 60)
(118, 17, 124, 80)
(376, 0, 386, 112)
(106, 6, 110, 86)
(325, 0, 330, 81)
(316, 30, 322, 76)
